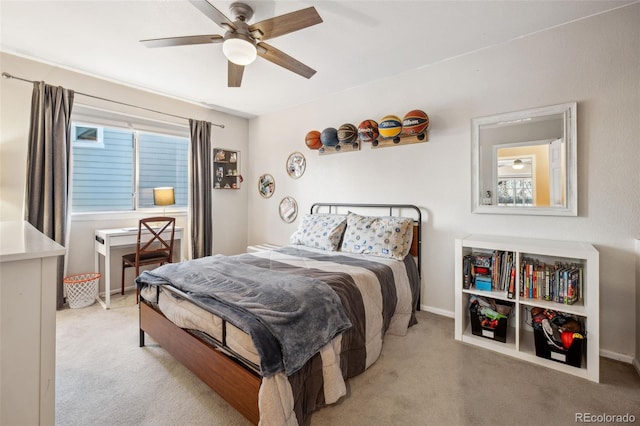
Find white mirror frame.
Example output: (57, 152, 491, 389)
(471, 102, 577, 216)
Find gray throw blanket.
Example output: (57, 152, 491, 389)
(136, 255, 352, 377)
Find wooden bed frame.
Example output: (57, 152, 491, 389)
(139, 301, 261, 423)
(139, 203, 422, 425)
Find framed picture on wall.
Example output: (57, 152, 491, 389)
(286, 152, 306, 179)
(279, 196, 298, 223)
(258, 174, 275, 198)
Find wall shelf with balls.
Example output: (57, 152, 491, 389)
(304, 110, 430, 155)
(371, 111, 430, 149)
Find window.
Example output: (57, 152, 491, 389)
(496, 157, 534, 206)
(72, 124, 104, 148)
(497, 178, 533, 206)
(137, 132, 188, 208)
(70, 110, 189, 213)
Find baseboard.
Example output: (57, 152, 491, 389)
(599, 348, 634, 364)
(633, 357, 640, 377)
(421, 305, 454, 318)
(99, 285, 134, 297)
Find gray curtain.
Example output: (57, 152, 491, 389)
(189, 119, 213, 258)
(25, 82, 74, 309)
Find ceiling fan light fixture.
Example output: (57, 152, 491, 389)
(223, 35, 257, 66)
(512, 159, 525, 170)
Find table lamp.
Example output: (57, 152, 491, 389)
(153, 187, 175, 216)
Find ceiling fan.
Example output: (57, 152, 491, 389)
(140, 0, 323, 87)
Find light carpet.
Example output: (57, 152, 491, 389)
(55, 294, 640, 425)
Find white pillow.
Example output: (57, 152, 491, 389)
(341, 212, 414, 260)
(289, 214, 347, 251)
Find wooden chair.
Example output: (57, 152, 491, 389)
(121, 217, 176, 297)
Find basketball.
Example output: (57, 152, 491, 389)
(337, 123, 358, 144)
(320, 127, 339, 147)
(358, 119, 379, 143)
(378, 115, 402, 139)
(305, 130, 322, 150)
(401, 110, 430, 136)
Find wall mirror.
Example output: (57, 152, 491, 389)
(471, 102, 577, 216)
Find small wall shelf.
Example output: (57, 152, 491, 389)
(454, 234, 599, 382)
(371, 131, 428, 148)
(214, 148, 240, 190)
(318, 142, 360, 155)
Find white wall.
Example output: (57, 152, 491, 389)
(0, 52, 250, 293)
(636, 238, 640, 373)
(247, 5, 640, 358)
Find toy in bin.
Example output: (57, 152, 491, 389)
(530, 307, 584, 367)
(468, 296, 512, 343)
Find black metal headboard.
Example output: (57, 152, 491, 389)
(310, 203, 422, 279)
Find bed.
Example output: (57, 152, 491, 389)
(136, 203, 422, 425)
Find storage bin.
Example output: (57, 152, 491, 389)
(533, 327, 584, 368)
(475, 279, 492, 292)
(469, 299, 512, 343)
(63, 273, 100, 308)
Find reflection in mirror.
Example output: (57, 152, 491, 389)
(471, 102, 577, 216)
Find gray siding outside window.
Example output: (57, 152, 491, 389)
(72, 128, 134, 212)
(138, 132, 188, 208)
(71, 125, 189, 212)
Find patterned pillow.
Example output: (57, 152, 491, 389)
(341, 213, 414, 260)
(289, 214, 347, 251)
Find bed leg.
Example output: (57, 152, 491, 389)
(139, 329, 145, 347)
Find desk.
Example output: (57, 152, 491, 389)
(94, 226, 183, 309)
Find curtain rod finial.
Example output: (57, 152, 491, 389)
(2, 72, 13, 79)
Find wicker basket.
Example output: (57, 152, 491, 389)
(64, 273, 101, 308)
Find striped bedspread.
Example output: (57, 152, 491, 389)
(139, 245, 420, 425)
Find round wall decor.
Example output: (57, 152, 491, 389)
(258, 173, 275, 198)
(286, 152, 306, 178)
(279, 196, 298, 223)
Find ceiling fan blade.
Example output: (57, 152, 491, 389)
(189, 0, 236, 31)
(140, 34, 223, 48)
(257, 42, 316, 79)
(228, 61, 245, 87)
(249, 7, 322, 41)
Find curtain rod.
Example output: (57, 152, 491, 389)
(1, 72, 224, 129)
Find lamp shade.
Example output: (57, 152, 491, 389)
(223, 36, 257, 66)
(153, 187, 175, 206)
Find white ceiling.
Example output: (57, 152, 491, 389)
(0, 0, 633, 118)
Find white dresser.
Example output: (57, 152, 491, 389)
(0, 221, 65, 425)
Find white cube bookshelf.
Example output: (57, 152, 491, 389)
(454, 234, 599, 382)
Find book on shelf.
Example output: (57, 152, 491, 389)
(464, 250, 517, 295)
(519, 257, 583, 305)
(507, 266, 516, 299)
(463, 255, 473, 289)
